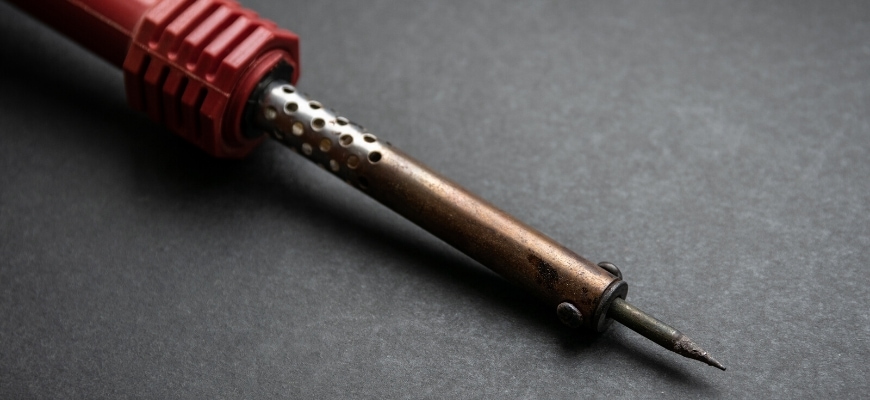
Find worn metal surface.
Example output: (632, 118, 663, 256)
(609, 298, 726, 370)
(254, 81, 626, 331)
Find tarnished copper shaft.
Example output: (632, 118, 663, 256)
(251, 81, 725, 369)
(254, 81, 626, 331)
(354, 143, 627, 331)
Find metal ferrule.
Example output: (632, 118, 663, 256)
(253, 81, 626, 332)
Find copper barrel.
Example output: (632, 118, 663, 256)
(254, 82, 627, 332)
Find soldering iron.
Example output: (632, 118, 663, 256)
(5, 0, 725, 370)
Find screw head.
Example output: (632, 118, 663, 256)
(556, 302, 583, 329)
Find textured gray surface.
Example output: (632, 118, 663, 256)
(1, 0, 868, 398)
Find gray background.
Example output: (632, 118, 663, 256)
(1, 0, 868, 398)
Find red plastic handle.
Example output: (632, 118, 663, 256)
(7, 0, 300, 158)
(5, 0, 157, 66)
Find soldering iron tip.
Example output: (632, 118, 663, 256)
(674, 335, 726, 371)
(708, 356, 727, 371)
(608, 298, 726, 371)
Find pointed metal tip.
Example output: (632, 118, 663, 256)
(707, 356, 727, 371)
(674, 335, 726, 371)
(607, 298, 726, 371)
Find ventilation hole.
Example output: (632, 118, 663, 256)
(175, 77, 189, 127)
(309, 101, 322, 110)
(282, 85, 295, 93)
(368, 151, 382, 163)
(154, 67, 170, 123)
(301, 143, 313, 155)
(285, 102, 298, 113)
(363, 134, 377, 143)
(311, 118, 325, 131)
(273, 130, 284, 140)
(336, 117, 349, 126)
(358, 177, 369, 189)
(193, 88, 208, 139)
(264, 106, 277, 121)
(320, 139, 332, 152)
(339, 135, 353, 146)
(292, 122, 304, 136)
(347, 155, 360, 169)
(138, 57, 152, 108)
(329, 160, 340, 172)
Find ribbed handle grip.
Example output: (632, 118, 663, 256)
(123, 0, 299, 157)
